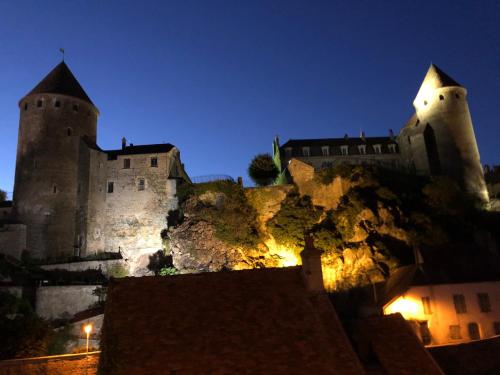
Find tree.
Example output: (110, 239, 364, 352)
(0, 190, 6, 202)
(248, 153, 279, 186)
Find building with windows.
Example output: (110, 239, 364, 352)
(273, 64, 489, 203)
(0, 62, 190, 271)
(381, 265, 500, 346)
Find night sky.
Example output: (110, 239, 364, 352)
(1, 0, 499, 194)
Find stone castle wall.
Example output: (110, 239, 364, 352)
(0, 223, 26, 259)
(35, 285, 100, 320)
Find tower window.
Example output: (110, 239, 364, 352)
(53, 185, 57, 194)
(37, 100, 43, 108)
(67, 127, 72, 136)
(24, 103, 28, 111)
(73, 104, 79, 112)
(107, 181, 114, 193)
(439, 95, 444, 100)
(54, 100, 61, 108)
(123, 159, 131, 169)
(138, 178, 145, 191)
(151, 157, 158, 167)
(455, 93, 460, 99)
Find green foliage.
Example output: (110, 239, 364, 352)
(315, 163, 353, 185)
(268, 191, 323, 249)
(248, 153, 279, 186)
(159, 266, 178, 276)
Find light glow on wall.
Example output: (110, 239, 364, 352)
(384, 296, 423, 320)
(265, 237, 300, 268)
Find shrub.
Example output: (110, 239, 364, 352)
(159, 267, 178, 276)
(248, 153, 279, 186)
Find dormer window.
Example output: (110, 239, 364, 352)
(373, 144, 382, 154)
(341, 145, 348, 156)
(302, 147, 310, 157)
(388, 144, 397, 154)
(358, 145, 366, 155)
(284, 147, 292, 158)
(321, 146, 330, 156)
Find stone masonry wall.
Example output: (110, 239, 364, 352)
(36, 285, 100, 320)
(0, 223, 26, 259)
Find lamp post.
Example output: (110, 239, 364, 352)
(84, 324, 92, 354)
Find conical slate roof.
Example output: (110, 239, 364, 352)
(414, 64, 462, 104)
(24, 62, 95, 106)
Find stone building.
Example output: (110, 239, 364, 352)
(1, 61, 190, 269)
(273, 64, 489, 203)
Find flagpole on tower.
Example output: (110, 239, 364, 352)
(59, 48, 65, 62)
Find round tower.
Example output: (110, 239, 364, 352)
(412, 64, 489, 203)
(13, 62, 99, 259)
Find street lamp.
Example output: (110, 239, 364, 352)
(84, 324, 92, 354)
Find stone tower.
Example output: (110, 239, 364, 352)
(403, 64, 489, 203)
(13, 62, 99, 259)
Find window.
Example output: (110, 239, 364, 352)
(468, 323, 480, 340)
(422, 297, 432, 315)
(123, 158, 131, 169)
(24, 103, 28, 111)
(388, 144, 397, 154)
(54, 100, 61, 108)
(424, 100, 428, 106)
(477, 293, 491, 312)
(151, 157, 158, 167)
(453, 294, 467, 314)
(107, 182, 114, 193)
(33, 159, 37, 169)
(67, 127, 72, 136)
(138, 178, 145, 191)
(73, 104, 79, 112)
(302, 147, 310, 157)
(455, 93, 460, 99)
(494, 322, 500, 335)
(53, 185, 57, 194)
(419, 321, 431, 345)
(439, 95, 444, 100)
(321, 146, 330, 156)
(358, 145, 366, 155)
(37, 100, 43, 108)
(449, 325, 461, 340)
(341, 145, 348, 156)
(373, 144, 382, 154)
(284, 147, 292, 158)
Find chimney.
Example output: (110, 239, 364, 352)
(300, 234, 325, 293)
(389, 129, 394, 139)
(121, 137, 126, 149)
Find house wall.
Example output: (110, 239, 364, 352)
(36, 285, 100, 320)
(384, 281, 500, 345)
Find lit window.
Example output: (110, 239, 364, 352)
(449, 325, 461, 339)
(373, 144, 382, 154)
(151, 157, 158, 167)
(302, 147, 310, 157)
(453, 294, 467, 314)
(422, 297, 432, 315)
(477, 293, 491, 313)
(284, 147, 292, 158)
(138, 178, 145, 191)
(123, 159, 131, 169)
(388, 144, 397, 154)
(321, 146, 329, 156)
(341, 145, 348, 156)
(468, 323, 480, 340)
(358, 145, 366, 155)
(107, 182, 114, 193)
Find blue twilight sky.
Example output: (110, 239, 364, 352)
(1, 0, 499, 193)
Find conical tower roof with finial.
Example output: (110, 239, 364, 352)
(22, 61, 95, 107)
(414, 64, 462, 105)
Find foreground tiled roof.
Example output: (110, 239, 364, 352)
(23, 62, 95, 106)
(357, 314, 443, 375)
(100, 267, 364, 374)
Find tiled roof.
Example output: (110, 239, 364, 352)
(105, 143, 175, 158)
(426, 64, 462, 88)
(357, 313, 443, 374)
(99, 267, 364, 374)
(23, 62, 95, 106)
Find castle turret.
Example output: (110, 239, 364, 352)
(13, 62, 99, 259)
(402, 64, 488, 203)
